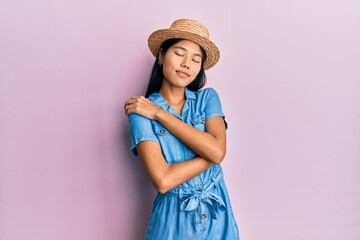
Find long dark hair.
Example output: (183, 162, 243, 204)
(145, 38, 207, 98)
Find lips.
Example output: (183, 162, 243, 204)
(176, 70, 191, 77)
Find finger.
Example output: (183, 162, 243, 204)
(125, 106, 137, 115)
(124, 103, 139, 113)
(125, 98, 137, 105)
(127, 97, 146, 105)
(136, 96, 153, 105)
(124, 106, 131, 115)
(124, 100, 130, 109)
(124, 96, 141, 106)
(124, 103, 132, 112)
(130, 96, 143, 100)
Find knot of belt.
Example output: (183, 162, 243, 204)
(179, 189, 226, 219)
(178, 170, 226, 220)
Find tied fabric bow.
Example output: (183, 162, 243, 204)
(179, 190, 226, 220)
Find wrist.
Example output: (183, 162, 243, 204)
(153, 107, 166, 121)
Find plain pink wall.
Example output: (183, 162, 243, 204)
(1, 0, 359, 239)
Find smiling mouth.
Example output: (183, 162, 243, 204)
(176, 70, 191, 77)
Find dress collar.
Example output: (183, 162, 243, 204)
(185, 87, 196, 100)
(149, 87, 196, 105)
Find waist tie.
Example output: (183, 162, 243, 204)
(164, 169, 226, 220)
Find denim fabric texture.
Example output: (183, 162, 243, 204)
(128, 88, 240, 239)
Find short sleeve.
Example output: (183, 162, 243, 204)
(204, 88, 228, 129)
(128, 113, 159, 156)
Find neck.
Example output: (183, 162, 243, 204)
(159, 87, 186, 106)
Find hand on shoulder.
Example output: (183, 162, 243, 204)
(124, 96, 162, 120)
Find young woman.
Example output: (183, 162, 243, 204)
(124, 19, 240, 240)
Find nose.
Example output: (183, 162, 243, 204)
(181, 56, 191, 69)
(181, 62, 189, 69)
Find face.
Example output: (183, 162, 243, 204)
(159, 40, 203, 89)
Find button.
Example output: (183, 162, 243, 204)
(160, 130, 165, 134)
(201, 213, 206, 219)
(201, 117, 205, 123)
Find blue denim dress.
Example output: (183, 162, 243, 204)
(128, 88, 240, 240)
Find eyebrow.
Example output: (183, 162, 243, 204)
(173, 46, 202, 58)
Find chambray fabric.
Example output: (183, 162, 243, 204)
(128, 88, 240, 240)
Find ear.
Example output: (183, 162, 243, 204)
(158, 49, 164, 65)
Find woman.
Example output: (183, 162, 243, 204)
(124, 19, 240, 240)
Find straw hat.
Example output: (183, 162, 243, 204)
(148, 19, 220, 70)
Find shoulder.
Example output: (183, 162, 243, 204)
(196, 87, 218, 95)
(193, 87, 221, 101)
(194, 88, 218, 97)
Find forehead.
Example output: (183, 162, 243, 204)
(171, 40, 202, 56)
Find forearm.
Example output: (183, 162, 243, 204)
(137, 141, 213, 194)
(154, 109, 226, 164)
(161, 157, 213, 193)
(124, 95, 226, 164)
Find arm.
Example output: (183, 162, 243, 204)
(125, 96, 226, 164)
(154, 109, 226, 164)
(137, 140, 213, 193)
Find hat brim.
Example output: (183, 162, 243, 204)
(148, 29, 220, 70)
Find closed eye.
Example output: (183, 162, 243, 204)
(192, 57, 201, 63)
(174, 51, 184, 57)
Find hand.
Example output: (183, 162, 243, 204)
(124, 96, 161, 119)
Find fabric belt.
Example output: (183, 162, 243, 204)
(163, 169, 226, 220)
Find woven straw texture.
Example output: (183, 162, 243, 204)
(148, 19, 220, 70)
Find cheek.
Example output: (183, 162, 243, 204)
(162, 58, 179, 75)
(162, 64, 175, 80)
(192, 66, 201, 77)
(162, 58, 176, 71)
(162, 68, 171, 79)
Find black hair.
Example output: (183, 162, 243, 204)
(145, 38, 207, 98)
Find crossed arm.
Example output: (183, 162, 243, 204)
(125, 96, 226, 193)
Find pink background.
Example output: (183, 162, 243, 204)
(1, 0, 360, 239)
